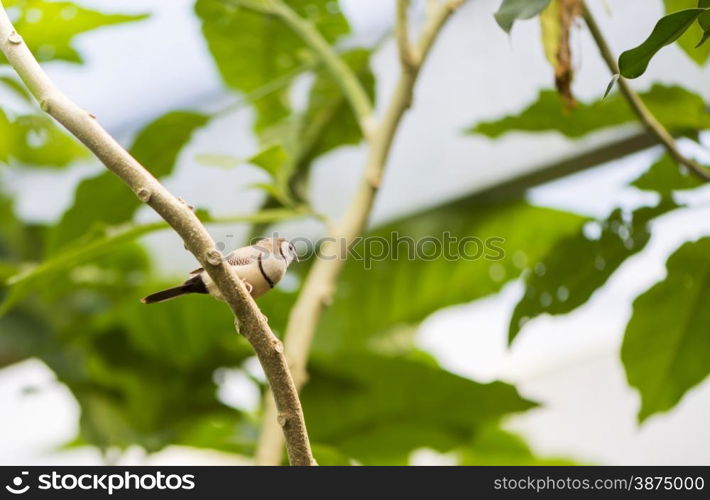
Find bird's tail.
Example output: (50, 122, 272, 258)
(140, 275, 207, 304)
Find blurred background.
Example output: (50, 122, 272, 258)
(1, 0, 709, 465)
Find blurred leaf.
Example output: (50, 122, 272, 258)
(195, 153, 242, 169)
(196, 0, 350, 131)
(250, 49, 375, 228)
(311, 200, 584, 355)
(0, 109, 87, 167)
(300, 49, 374, 165)
(461, 425, 577, 465)
(509, 201, 677, 343)
(618, 9, 706, 79)
(664, 1, 710, 63)
(631, 154, 705, 196)
(0, 0, 147, 64)
(311, 444, 354, 465)
(494, 0, 552, 33)
(49, 111, 208, 252)
(468, 85, 710, 139)
(248, 143, 289, 178)
(1, 221, 164, 314)
(697, 9, 710, 46)
(622, 237, 710, 421)
(302, 353, 535, 464)
(118, 294, 252, 370)
(0, 307, 51, 368)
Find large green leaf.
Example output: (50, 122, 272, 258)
(0, 109, 87, 167)
(468, 85, 710, 139)
(302, 353, 536, 464)
(618, 8, 706, 79)
(664, 1, 710, 63)
(494, 0, 552, 33)
(118, 293, 252, 370)
(460, 425, 577, 465)
(509, 201, 677, 343)
(631, 154, 705, 196)
(196, 0, 350, 131)
(310, 200, 584, 355)
(622, 237, 710, 421)
(248, 48, 375, 235)
(0, 0, 147, 64)
(49, 111, 208, 252)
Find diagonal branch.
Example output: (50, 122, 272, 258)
(255, 0, 466, 466)
(581, 2, 710, 182)
(0, 1, 316, 466)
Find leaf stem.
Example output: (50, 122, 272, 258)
(0, 1, 316, 466)
(582, 2, 710, 181)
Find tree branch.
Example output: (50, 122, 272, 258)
(581, 2, 710, 182)
(0, 2, 316, 466)
(255, 0, 466, 466)
(396, 0, 416, 70)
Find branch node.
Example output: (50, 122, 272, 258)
(39, 98, 51, 112)
(270, 338, 284, 354)
(277, 413, 289, 428)
(7, 30, 21, 44)
(366, 169, 382, 189)
(177, 196, 195, 211)
(87, 110, 96, 119)
(206, 249, 223, 266)
(136, 187, 152, 203)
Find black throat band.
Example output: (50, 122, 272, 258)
(258, 254, 275, 288)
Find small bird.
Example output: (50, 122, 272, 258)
(141, 237, 298, 304)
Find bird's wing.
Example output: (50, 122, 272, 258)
(189, 246, 258, 275)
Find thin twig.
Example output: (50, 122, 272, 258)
(0, 1, 316, 466)
(396, 0, 416, 70)
(255, 0, 466, 466)
(582, 2, 710, 181)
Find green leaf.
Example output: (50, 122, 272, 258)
(310, 200, 584, 355)
(300, 49, 375, 164)
(494, 0, 553, 34)
(468, 85, 710, 139)
(622, 237, 710, 421)
(509, 201, 677, 343)
(248, 143, 289, 179)
(1, 0, 147, 64)
(664, 1, 710, 61)
(618, 9, 706, 79)
(49, 111, 208, 252)
(118, 294, 252, 370)
(302, 354, 536, 464)
(0, 108, 87, 167)
(697, 10, 710, 46)
(460, 425, 578, 465)
(631, 154, 705, 196)
(196, 0, 350, 131)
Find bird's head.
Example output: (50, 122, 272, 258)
(255, 237, 299, 265)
